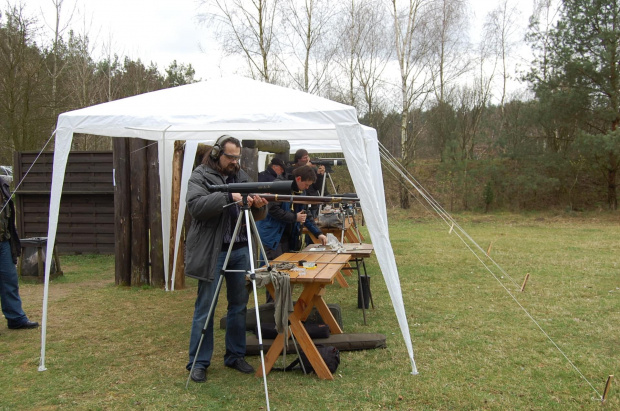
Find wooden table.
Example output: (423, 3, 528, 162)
(302, 215, 365, 244)
(302, 243, 374, 259)
(256, 251, 351, 380)
(302, 243, 375, 324)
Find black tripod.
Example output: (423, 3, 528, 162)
(185, 197, 271, 411)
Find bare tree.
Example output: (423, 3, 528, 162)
(41, 0, 76, 118)
(65, 14, 97, 110)
(354, 0, 392, 122)
(99, 32, 123, 102)
(526, 0, 561, 85)
(331, 0, 363, 108)
(427, 0, 469, 104)
(0, 3, 48, 157)
(483, 0, 521, 113)
(390, 0, 433, 208)
(199, 0, 282, 83)
(280, 0, 335, 93)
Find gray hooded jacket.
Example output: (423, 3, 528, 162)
(184, 164, 267, 282)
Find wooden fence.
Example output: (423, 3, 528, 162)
(13, 151, 114, 254)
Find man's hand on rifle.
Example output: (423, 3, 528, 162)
(249, 194, 268, 208)
(296, 210, 307, 223)
(231, 193, 268, 208)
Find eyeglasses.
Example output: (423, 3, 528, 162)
(222, 152, 242, 161)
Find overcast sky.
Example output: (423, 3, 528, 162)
(22, 0, 535, 83)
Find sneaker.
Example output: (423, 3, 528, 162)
(226, 358, 255, 374)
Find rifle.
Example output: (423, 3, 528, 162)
(257, 194, 360, 204)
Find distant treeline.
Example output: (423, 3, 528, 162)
(1, 1, 619, 211)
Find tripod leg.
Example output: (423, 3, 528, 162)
(185, 273, 225, 389)
(244, 209, 270, 411)
(186, 207, 245, 389)
(250, 276, 271, 409)
(248, 212, 272, 269)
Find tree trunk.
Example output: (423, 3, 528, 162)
(608, 167, 617, 210)
(129, 138, 149, 286)
(399, 107, 410, 209)
(147, 143, 164, 287)
(241, 139, 290, 154)
(241, 147, 259, 181)
(113, 138, 131, 286)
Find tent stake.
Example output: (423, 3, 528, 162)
(520, 273, 530, 292)
(449, 223, 454, 234)
(486, 242, 493, 256)
(602, 375, 613, 404)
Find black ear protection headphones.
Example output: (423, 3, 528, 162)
(210, 135, 232, 160)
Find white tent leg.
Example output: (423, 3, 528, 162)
(170, 141, 198, 291)
(39, 129, 73, 371)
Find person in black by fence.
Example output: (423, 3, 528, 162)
(0, 176, 39, 331)
(258, 157, 286, 183)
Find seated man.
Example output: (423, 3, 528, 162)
(257, 166, 328, 302)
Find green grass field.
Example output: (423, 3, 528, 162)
(1, 211, 618, 410)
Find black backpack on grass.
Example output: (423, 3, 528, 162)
(284, 345, 340, 374)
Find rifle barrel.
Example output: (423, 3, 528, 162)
(258, 194, 360, 204)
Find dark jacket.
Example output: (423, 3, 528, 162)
(257, 166, 282, 183)
(0, 179, 21, 264)
(256, 189, 322, 252)
(184, 165, 267, 282)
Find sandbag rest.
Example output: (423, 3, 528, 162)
(220, 302, 343, 331)
(244, 332, 387, 356)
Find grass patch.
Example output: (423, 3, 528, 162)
(1, 211, 618, 409)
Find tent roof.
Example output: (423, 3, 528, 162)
(57, 76, 357, 147)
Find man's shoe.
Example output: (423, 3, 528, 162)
(226, 358, 255, 374)
(190, 367, 207, 383)
(8, 321, 39, 330)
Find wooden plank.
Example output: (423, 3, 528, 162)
(130, 138, 149, 286)
(147, 142, 165, 288)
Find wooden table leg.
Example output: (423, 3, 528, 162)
(335, 271, 349, 288)
(312, 293, 343, 334)
(255, 333, 285, 377)
(289, 290, 334, 380)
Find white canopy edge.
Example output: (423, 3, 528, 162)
(39, 76, 416, 375)
(339, 125, 418, 375)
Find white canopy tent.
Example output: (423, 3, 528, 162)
(40, 76, 417, 375)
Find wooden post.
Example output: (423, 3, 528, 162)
(129, 138, 149, 286)
(113, 138, 131, 286)
(241, 146, 258, 181)
(147, 142, 165, 287)
(602, 375, 613, 404)
(241, 139, 291, 175)
(169, 141, 186, 290)
(520, 273, 530, 292)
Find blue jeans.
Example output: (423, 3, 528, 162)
(0, 240, 28, 328)
(187, 247, 250, 370)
